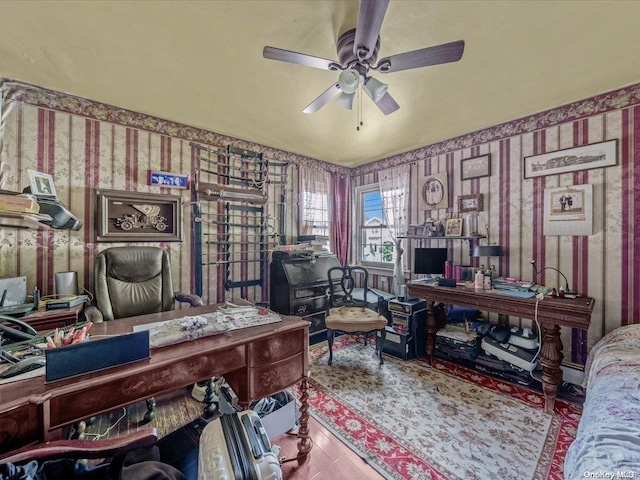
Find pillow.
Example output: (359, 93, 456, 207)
(446, 305, 481, 322)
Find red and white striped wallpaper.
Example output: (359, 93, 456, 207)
(1, 78, 639, 363)
(353, 83, 640, 363)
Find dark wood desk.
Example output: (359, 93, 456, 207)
(22, 304, 85, 331)
(0, 305, 311, 456)
(406, 282, 595, 412)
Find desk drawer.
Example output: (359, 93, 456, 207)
(0, 403, 41, 454)
(248, 330, 305, 367)
(48, 345, 246, 428)
(247, 351, 305, 399)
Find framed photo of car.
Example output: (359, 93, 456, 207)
(96, 189, 183, 242)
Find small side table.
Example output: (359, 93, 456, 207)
(22, 304, 85, 331)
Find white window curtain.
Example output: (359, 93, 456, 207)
(379, 164, 410, 295)
(299, 166, 331, 236)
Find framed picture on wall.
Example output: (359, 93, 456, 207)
(460, 154, 491, 180)
(523, 139, 617, 179)
(457, 193, 483, 213)
(148, 170, 190, 189)
(96, 189, 183, 242)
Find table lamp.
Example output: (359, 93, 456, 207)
(473, 245, 504, 276)
(530, 260, 576, 295)
(472, 224, 504, 276)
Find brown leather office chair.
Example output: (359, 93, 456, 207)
(85, 246, 203, 323)
(325, 265, 388, 366)
(83, 246, 203, 424)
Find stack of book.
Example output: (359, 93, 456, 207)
(491, 278, 540, 293)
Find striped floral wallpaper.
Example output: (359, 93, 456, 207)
(0, 79, 348, 309)
(352, 82, 640, 364)
(1, 78, 638, 365)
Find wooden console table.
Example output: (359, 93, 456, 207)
(0, 305, 311, 456)
(406, 282, 595, 412)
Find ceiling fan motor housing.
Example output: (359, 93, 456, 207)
(337, 29, 380, 70)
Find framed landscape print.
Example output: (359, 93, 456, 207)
(524, 140, 617, 179)
(460, 154, 491, 180)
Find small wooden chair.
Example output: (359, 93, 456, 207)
(325, 265, 388, 365)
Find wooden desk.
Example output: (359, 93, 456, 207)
(0, 305, 311, 456)
(406, 282, 595, 412)
(22, 304, 85, 331)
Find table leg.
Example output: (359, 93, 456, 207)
(425, 301, 445, 364)
(540, 323, 563, 412)
(296, 376, 312, 454)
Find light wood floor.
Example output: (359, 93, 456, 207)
(275, 416, 385, 480)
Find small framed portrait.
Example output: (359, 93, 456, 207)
(457, 193, 484, 213)
(445, 218, 464, 237)
(27, 169, 57, 197)
(461, 154, 491, 181)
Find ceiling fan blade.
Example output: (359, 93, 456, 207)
(263, 46, 339, 71)
(374, 91, 399, 115)
(353, 0, 389, 61)
(375, 40, 465, 73)
(303, 83, 342, 114)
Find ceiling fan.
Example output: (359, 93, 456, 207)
(263, 0, 465, 115)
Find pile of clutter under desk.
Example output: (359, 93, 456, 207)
(435, 306, 542, 385)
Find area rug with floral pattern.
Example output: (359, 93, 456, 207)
(300, 337, 581, 480)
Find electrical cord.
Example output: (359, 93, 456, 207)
(278, 437, 314, 464)
(83, 407, 128, 440)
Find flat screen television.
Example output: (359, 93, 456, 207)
(413, 247, 448, 276)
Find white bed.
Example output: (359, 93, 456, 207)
(564, 324, 640, 479)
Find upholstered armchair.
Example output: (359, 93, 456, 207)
(84, 246, 203, 324)
(325, 265, 388, 366)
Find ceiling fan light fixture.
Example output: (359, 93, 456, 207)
(363, 76, 388, 103)
(335, 92, 355, 110)
(338, 69, 360, 94)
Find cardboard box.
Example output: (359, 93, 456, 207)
(255, 391, 298, 441)
(0, 193, 40, 214)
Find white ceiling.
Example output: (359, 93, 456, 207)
(0, 1, 638, 168)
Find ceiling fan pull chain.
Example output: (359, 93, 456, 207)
(357, 89, 363, 131)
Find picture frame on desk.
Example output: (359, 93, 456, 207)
(27, 169, 57, 197)
(96, 189, 183, 242)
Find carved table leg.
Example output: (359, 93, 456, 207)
(540, 323, 563, 412)
(297, 376, 312, 454)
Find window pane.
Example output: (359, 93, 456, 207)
(358, 189, 393, 264)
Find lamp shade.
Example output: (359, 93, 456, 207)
(473, 245, 504, 257)
(335, 92, 355, 110)
(338, 69, 360, 94)
(363, 76, 389, 103)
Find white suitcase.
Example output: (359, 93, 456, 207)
(198, 410, 282, 480)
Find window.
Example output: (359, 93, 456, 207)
(301, 190, 329, 237)
(299, 167, 331, 247)
(356, 184, 397, 267)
